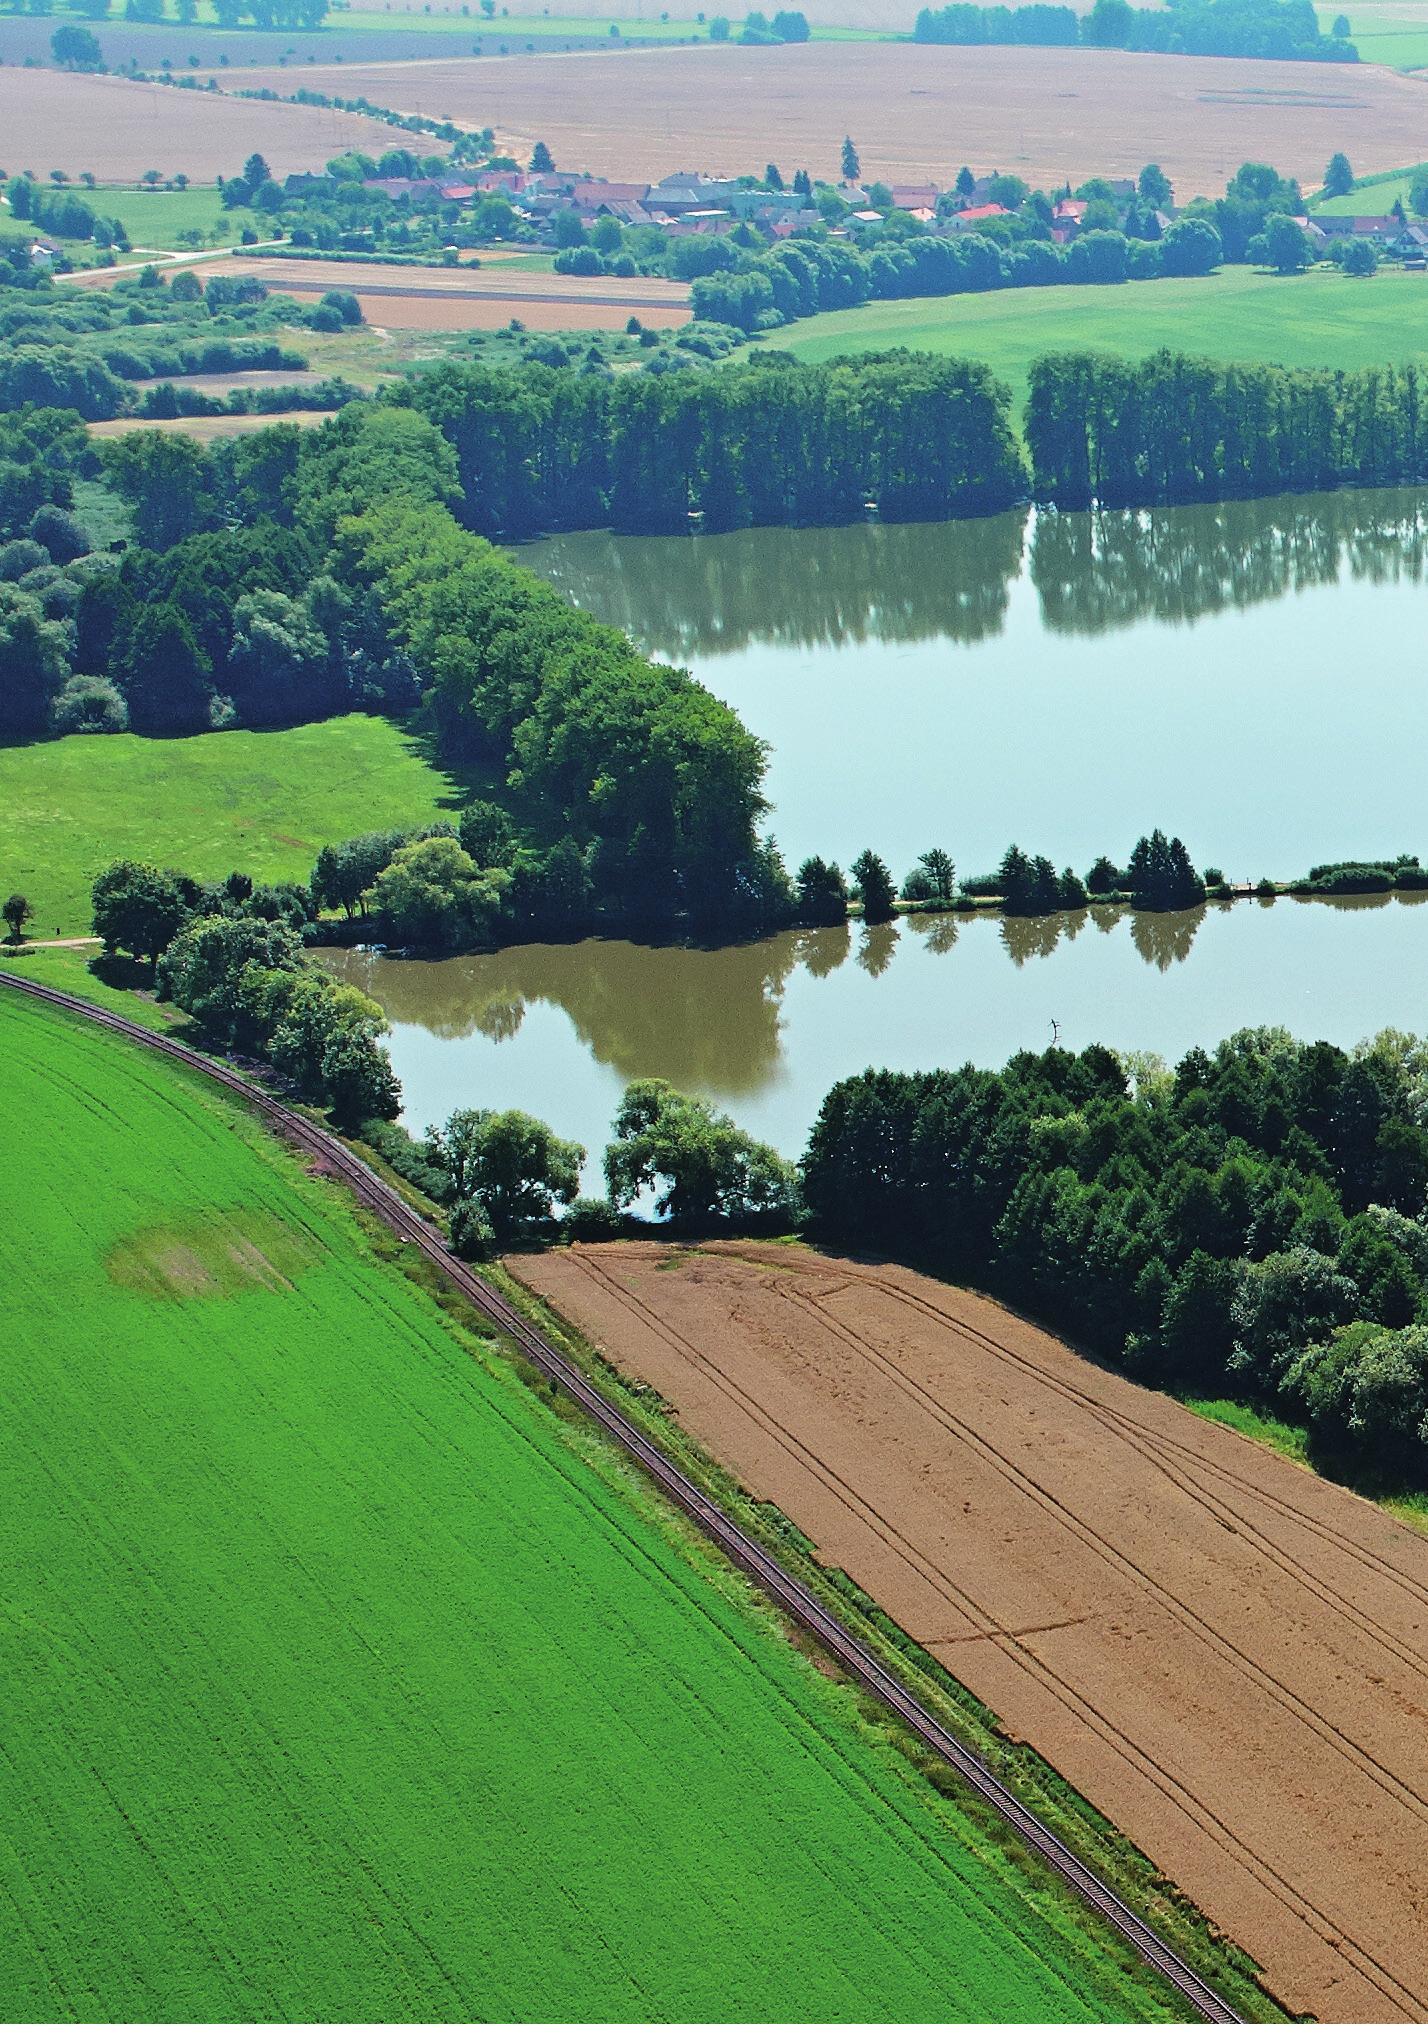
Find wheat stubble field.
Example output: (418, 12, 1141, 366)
(0, 68, 403, 183)
(240, 42, 1428, 196)
(515, 1239, 1428, 2024)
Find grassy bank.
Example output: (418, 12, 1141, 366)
(0, 988, 1190, 2023)
(0, 715, 457, 936)
(762, 263, 1428, 416)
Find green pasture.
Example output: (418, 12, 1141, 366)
(1311, 163, 1428, 215)
(105, 185, 254, 249)
(0, 714, 455, 936)
(765, 262, 1428, 415)
(0, 990, 1186, 2023)
(1312, 3, 1428, 64)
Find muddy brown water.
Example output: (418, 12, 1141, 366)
(321, 894, 1428, 1166)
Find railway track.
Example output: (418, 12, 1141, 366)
(2, 966, 1252, 2024)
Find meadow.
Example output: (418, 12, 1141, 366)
(0, 988, 1190, 2023)
(0, 714, 455, 936)
(1313, 163, 1428, 212)
(764, 262, 1428, 414)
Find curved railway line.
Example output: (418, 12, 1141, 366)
(1, 967, 1251, 2024)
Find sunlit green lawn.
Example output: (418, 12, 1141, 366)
(0, 715, 458, 937)
(764, 262, 1428, 415)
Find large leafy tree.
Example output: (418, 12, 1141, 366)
(426, 1107, 583, 1237)
(0, 586, 70, 741)
(91, 860, 192, 965)
(605, 1079, 800, 1227)
(120, 603, 212, 737)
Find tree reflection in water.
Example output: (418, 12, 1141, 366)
(320, 892, 1428, 1110)
(857, 924, 899, 977)
(522, 487, 1428, 663)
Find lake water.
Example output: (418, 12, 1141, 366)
(520, 489, 1428, 883)
(326, 489, 1428, 1172)
(324, 896, 1428, 1169)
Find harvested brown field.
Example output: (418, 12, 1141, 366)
(186, 256, 690, 330)
(513, 1238, 1428, 2024)
(235, 43, 1428, 197)
(87, 411, 331, 441)
(0, 68, 404, 184)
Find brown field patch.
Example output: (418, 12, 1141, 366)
(70, 252, 691, 330)
(0, 68, 407, 184)
(235, 43, 1428, 198)
(513, 1238, 1428, 2024)
(87, 411, 333, 441)
(194, 255, 692, 329)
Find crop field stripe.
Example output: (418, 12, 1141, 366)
(555, 1245, 1427, 2021)
(0, 968, 1249, 2024)
(566, 1243, 1428, 2020)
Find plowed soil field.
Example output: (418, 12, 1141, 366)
(237, 43, 1428, 198)
(0, 68, 403, 183)
(513, 1239, 1428, 2024)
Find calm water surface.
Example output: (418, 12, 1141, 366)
(324, 896, 1428, 1168)
(521, 489, 1428, 881)
(335, 491, 1428, 1171)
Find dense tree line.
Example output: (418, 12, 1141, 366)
(1081, 0, 1353, 58)
(676, 220, 1222, 336)
(914, 3, 1078, 41)
(90, 859, 398, 1124)
(402, 353, 1027, 536)
(803, 1027, 1428, 1483)
(1027, 350, 1428, 507)
(916, 0, 1353, 51)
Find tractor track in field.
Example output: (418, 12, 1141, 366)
(554, 1243, 1428, 2024)
(0, 967, 1254, 2024)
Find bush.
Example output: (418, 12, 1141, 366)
(29, 505, 90, 564)
(563, 1196, 625, 1242)
(0, 539, 48, 582)
(51, 673, 127, 734)
(449, 1197, 496, 1260)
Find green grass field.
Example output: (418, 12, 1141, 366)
(0, 990, 1188, 2022)
(764, 262, 1428, 415)
(0, 714, 456, 936)
(1311, 165, 1428, 215)
(105, 185, 253, 250)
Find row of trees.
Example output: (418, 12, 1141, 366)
(916, 0, 1352, 54)
(1026, 350, 1428, 507)
(367, 1078, 799, 1258)
(403, 353, 1027, 536)
(803, 1028, 1428, 1481)
(676, 217, 1224, 337)
(89, 860, 398, 1124)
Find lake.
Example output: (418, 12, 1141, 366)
(520, 488, 1428, 884)
(326, 489, 1428, 1172)
(324, 895, 1428, 1169)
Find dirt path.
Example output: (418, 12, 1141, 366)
(513, 1240, 1428, 2024)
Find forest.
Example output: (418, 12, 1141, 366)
(402, 352, 1026, 536)
(1026, 350, 1428, 507)
(803, 1029, 1428, 1484)
(915, 0, 1354, 54)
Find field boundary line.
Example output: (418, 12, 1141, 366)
(0, 966, 1254, 2024)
